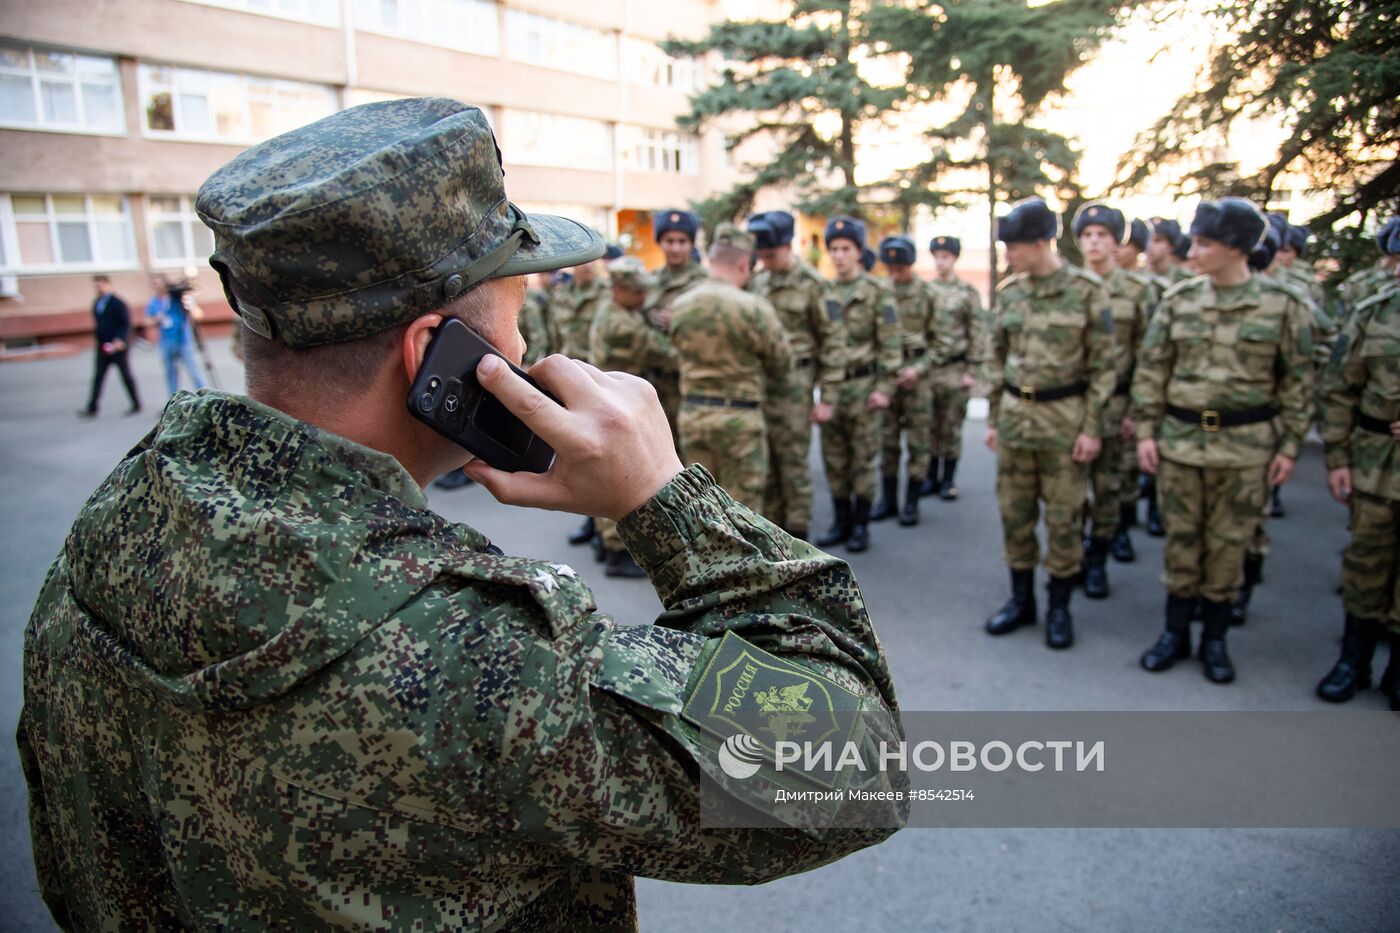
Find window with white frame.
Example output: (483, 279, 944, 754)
(354, 0, 499, 57)
(3, 193, 136, 271)
(624, 38, 702, 91)
(502, 110, 612, 172)
(626, 126, 700, 175)
(179, 0, 340, 25)
(505, 9, 617, 81)
(139, 63, 337, 143)
(148, 195, 215, 266)
(0, 42, 124, 134)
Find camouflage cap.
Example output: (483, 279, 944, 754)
(196, 97, 605, 349)
(711, 222, 755, 254)
(607, 256, 654, 291)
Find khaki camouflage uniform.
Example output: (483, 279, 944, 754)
(670, 280, 794, 511)
(19, 393, 902, 931)
(821, 273, 903, 500)
(878, 277, 937, 478)
(590, 296, 676, 552)
(648, 262, 709, 436)
(1088, 266, 1153, 541)
(553, 275, 607, 363)
(1321, 281, 1400, 634)
(1132, 275, 1314, 602)
(520, 287, 553, 365)
(988, 264, 1116, 578)
(927, 275, 986, 461)
(751, 260, 846, 532)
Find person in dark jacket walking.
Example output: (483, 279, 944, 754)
(79, 275, 142, 417)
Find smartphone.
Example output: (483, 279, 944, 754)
(406, 318, 556, 473)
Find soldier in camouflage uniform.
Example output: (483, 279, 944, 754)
(983, 198, 1116, 650)
(1072, 202, 1153, 599)
(590, 257, 676, 578)
(1134, 198, 1314, 683)
(870, 235, 935, 526)
(520, 273, 554, 365)
(922, 235, 986, 501)
(1337, 219, 1399, 321)
(670, 224, 793, 512)
(648, 210, 708, 439)
(1317, 225, 1400, 710)
(1115, 217, 1150, 273)
(18, 98, 904, 931)
(748, 210, 845, 540)
(815, 216, 902, 553)
(552, 256, 607, 363)
(1109, 217, 1158, 558)
(1139, 216, 1188, 537)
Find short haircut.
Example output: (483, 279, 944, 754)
(93, 274, 111, 284)
(243, 279, 501, 402)
(708, 243, 750, 269)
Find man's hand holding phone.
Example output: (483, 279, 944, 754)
(462, 354, 683, 521)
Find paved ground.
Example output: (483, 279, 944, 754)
(2, 339, 1396, 931)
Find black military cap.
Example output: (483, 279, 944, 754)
(1189, 198, 1268, 255)
(1126, 218, 1150, 252)
(879, 235, 916, 266)
(654, 209, 699, 242)
(1071, 201, 1127, 245)
(1249, 225, 1281, 271)
(824, 215, 866, 249)
(197, 97, 606, 349)
(1149, 217, 1181, 243)
(1286, 224, 1310, 258)
(928, 235, 961, 257)
(861, 247, 876, 271)
(1380, 218, 1400, 256)
(996, 198, 1060, 244)
(1173, 232, 1192, 260)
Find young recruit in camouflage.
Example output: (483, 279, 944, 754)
(647, 259, 710, 436)
(751, 258, 846, 532)
(1131, 275, 1315, 602)
(19, 392, 903, 930)
(878, 276, 937, 479)
(1321, 280, 1400, 632)
(988, 264, 1116, 578)
(519, 286, 553, 365)
(670, 279, 793, 512)
(927, 274, 986, 462)
(822, 272, 904, 500)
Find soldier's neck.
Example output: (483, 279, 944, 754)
(1085, 256, 1114, 277)
(936, 271, 958, 283)
(1209, 264, 1252, 288)
(1029, 254, 1063, 279)
(1148, 257, 1171, 275)
(836, 268, 862, 283)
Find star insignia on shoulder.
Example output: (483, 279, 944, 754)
(551, 563, 577, 579)
(531, 568, 558, 593)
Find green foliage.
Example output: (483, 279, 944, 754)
(1113, 0, 1400, 233)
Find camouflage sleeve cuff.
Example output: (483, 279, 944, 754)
(1277, 435, 1303, 461)
(1135, 420, 1156, 441)
(1323, 444, 1350, 470)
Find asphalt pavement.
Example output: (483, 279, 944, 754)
(1, 339, 1395, 931)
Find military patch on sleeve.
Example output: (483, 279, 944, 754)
(881, 304, 898, 325)
(825, 299, 842, 322)
(682, 631, 864, 753)
(1100, 306, 1115, 335)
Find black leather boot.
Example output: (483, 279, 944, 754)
(870, 475, 899, 522)
(939, 457, 960, 500)
(603, 549, 647, 578)
(1111, 504, 1136, 563)
(568, 517, 596, 546)
(986, 568, 1036, 635)
(433, 469, 473, 490)
(847, 496, 872, 552)
(1270, 485, 1285, 518)
(1045, 575, 1075, 649)
(1199, 599, 1236, 683)
(919, 458, 942, 497)
(898, 476, 921, 526)
(1083, 539, 1110, 599)
(1230, 553, 1264, 625)
(1141, 593, 1194, 672)
(1316, 615, 1379, 703)
(1146, 481, 1165, 537)
(816, 496, 852, 547)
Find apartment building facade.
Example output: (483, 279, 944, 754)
(0, 0, 743, 345)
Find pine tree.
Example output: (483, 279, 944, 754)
(662, 1, 901, 230)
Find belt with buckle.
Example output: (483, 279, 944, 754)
(1356, 410, 1393, 435)
(847, 363, 876, 379)
(683, 395, 759, 410)
(1003, 380, 1088, 405)
(1166, 403, 1279, 432)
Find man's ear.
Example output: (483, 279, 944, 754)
(402, 314, 444, 384)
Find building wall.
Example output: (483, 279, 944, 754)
(0, 0, 737, 345)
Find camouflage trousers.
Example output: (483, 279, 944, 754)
(1118, 431, 1140, 511)
(1088, 396, 1129, 540)
(764, 365, 815, 531)
(649, 368, 682, 446)
(820, 377, 878, 500)
(1157, 458, 1269, 603)
(1245, 470, 1272, 558)
(597, 516, 621, 551)
(1341, 490, 1400, 633)
(996, 444, 1087, 578)
(878, 378, 932, 478)
(680, 404, 768, 512)
(929, 366, 971, 460)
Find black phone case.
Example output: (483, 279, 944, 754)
(406, 319, 556, 473)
